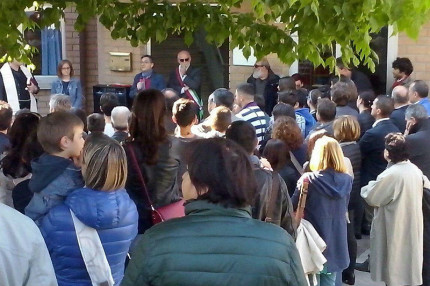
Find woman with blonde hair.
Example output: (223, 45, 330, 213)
(40, 134, 138, 286)
(292, 136, 352, 286)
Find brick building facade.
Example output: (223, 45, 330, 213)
(33, 8, 430, 115)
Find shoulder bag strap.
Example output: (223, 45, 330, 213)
(70, 209, 114, 286)
(126, 143, 155, 210)
(295, 177, 309, 226)
(265, 171, 280, 223)
(289, 151, 304, 175)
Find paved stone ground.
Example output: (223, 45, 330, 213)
(345, 235, 384, 286)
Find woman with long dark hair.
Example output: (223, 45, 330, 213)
(124, 89, 180, 234)
(0, 112, 43, 211)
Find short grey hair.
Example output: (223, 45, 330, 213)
(111, 106, 131, 131)
(49, 94, 71, 113)
(405, 104, 428, 120)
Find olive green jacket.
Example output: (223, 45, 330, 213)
(122, 200, 307, 286)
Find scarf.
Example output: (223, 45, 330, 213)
(0, 63, 37, 113)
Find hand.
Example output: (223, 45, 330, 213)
(232, 103, 241, 114)
(72, 151, 83, 168)
(260, 158, 273, 171)
(179, 65, 187, 76)
(404, 120, 413, 136)
(137, 81, 144, 90)
(27, 82, 38, 94)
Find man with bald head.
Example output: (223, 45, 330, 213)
(390, 85, 409, 132)
(167, 50, 202, 118)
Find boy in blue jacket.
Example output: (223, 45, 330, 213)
(25, 111, 85, 225)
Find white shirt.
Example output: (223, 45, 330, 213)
(372, 117, 390, 128)
(104, 123, 115, 137)
(0, 204, 58, 286)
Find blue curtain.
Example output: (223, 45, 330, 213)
(41, 27, 62, 75)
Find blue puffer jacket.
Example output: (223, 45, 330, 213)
(40, 187, 138, 286)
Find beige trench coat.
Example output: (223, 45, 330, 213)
(361, 160, 429, 286)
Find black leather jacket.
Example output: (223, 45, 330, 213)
(250, 155, 297, 239)
(124, 138, 180, 233)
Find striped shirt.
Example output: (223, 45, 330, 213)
(236, 102, 268, 143)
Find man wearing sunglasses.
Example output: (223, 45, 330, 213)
(246, 58, 280, 116)
(168, 50, 203, 119)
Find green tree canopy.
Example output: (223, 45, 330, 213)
(2, 0, 430, 71)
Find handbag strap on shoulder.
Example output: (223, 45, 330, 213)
(265, 171, 280, 223)
(289, 151, 304, 175)
(126, 143, 155, 210)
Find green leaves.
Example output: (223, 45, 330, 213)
(1, 0, 430, 71)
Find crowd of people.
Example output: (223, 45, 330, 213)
(0, 52, 429, 286)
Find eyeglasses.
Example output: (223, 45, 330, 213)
(254, 64, 264, 68)
(61, 67, 71, 70)
(179, 58, 190, 62)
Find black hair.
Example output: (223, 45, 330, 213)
(162, 88, 180, 115)
(185, 138, 257, 208)
(317, 98, 336, 122)
(99, 93, 119, 116)
(0, 101, 12, 131)
(392, 57, 413, 76)
(272, 103, 296, 121)
(71, 108, 88, 133)
(278, 76, 296, 91)
(374, 95, 394, 117)
(236, 83, 255, 98)
(1, 112, 43, 178)
(87, 113, 105, 133)
(296, 88, 308, 108)
(225, 121, 257, 154)
(278, 90, 298, 106)
(141, 55, 154, 62)
(212, 88, 234, 110)
(172, 98, 198, 127)
(358, 90, 375, 109)
(385, 132, 409, 163)
(308, 89, 322, 106)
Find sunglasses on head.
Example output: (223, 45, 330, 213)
(180, 58, 190, 62)
(254, 64, 264, 68)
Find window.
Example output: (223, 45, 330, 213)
(24, 11, 64, 76)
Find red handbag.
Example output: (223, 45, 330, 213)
(126, 144, 185, 225)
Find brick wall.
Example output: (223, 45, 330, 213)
(83, 18, 99, 113)
(97, 22, 144, 85)
(398, 22, 430, 83)
(36, 90, 50, 115)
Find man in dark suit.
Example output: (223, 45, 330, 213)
(357, 95, 399, 243)
(405, 104, 430, 178)
(167, 50, 202, 118)
(129, 55, 166, 98)
(390, 85, 409, 133)
(359, 95, 400, 187)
